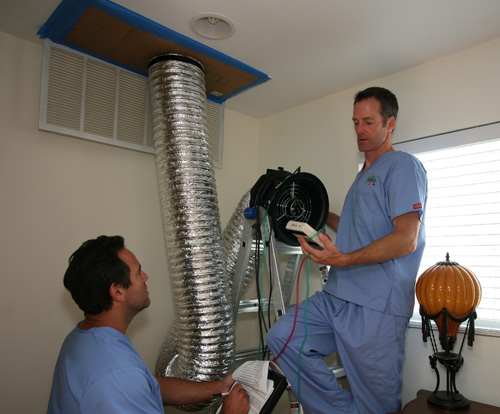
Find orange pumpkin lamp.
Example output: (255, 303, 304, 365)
(415, 253, 481, 410)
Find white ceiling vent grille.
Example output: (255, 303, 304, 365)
(40, 40, 223, 167)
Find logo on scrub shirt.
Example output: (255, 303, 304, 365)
(366, 175, 376, 186)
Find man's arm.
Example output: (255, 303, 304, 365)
(155, 374, 249, 413)
(299, 211, 421, 267)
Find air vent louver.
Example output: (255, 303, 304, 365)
(40, 40, 223, 167)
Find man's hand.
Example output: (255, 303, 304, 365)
(298, 211, 421, 268)
(298, 232, 348, 267)
(221, 383, 249, 414)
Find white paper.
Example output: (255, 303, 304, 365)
(216, 361, 275, 414)
(233, 360, 270, 393)
(232, 361, 274, 414)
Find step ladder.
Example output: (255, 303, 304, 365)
(230, 209, 346, 413)
(232, 208, 303, 320)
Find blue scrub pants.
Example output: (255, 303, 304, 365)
(266, 290, 409, 414)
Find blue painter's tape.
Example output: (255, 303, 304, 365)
(37, 0, 270, 102)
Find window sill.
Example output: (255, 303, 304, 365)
(408, 316, 500, 338)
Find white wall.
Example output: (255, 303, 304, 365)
(258, 37, 500, 407)
(2, 28, 500, 412)
(0, 31, 259, 414)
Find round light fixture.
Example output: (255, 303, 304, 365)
(190, 13, 235, 40)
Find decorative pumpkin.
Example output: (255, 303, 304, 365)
(416, 253, 481, 351)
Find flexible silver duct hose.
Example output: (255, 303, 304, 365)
(154, 191, 255, 373)
(148, 54, 234, 411)
(223, 191, 255, 300)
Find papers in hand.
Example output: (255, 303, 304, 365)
(215, 360, 277, 414)
(232, 360, 274, 414)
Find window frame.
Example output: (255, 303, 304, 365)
(394, 121, 500, 338)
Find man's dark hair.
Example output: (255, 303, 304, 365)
(63, 235, 130, 315)
(354, 86, 399, 124)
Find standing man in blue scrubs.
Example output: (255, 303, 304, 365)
(267, 87, 427, 414)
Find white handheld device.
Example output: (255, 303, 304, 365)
(286, 220, 325, 248)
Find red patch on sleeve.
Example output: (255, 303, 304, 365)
(413, 203, 422, 210)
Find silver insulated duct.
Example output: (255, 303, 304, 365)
(148, 54, 234, 411)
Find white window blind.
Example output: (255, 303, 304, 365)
(395, 122, 500, 335)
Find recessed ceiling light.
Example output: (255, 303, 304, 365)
(190, 13, 235, 40)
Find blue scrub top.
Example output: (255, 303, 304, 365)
(324, 150, 428, 317)
(48, 325, 164, 414)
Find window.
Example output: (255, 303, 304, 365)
(395, 122, 500, 336)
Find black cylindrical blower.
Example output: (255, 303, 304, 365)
(250, 167, 329, 246)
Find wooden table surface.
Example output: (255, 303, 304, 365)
(401, 390, 500, 413)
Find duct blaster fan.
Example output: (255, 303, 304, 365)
(232, 166, 330, 321)
(249, 167, 330, 247)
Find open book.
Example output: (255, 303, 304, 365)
(216, 360, 288, 414)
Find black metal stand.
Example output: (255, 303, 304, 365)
(419, 306, 477, 411)
(427, 351, 469, 410)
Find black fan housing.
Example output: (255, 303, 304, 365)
(250, 168, 329, 246)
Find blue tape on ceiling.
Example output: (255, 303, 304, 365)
(37, 0, 270, 103)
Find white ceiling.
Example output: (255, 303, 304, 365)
(2, 0, 500, 119)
